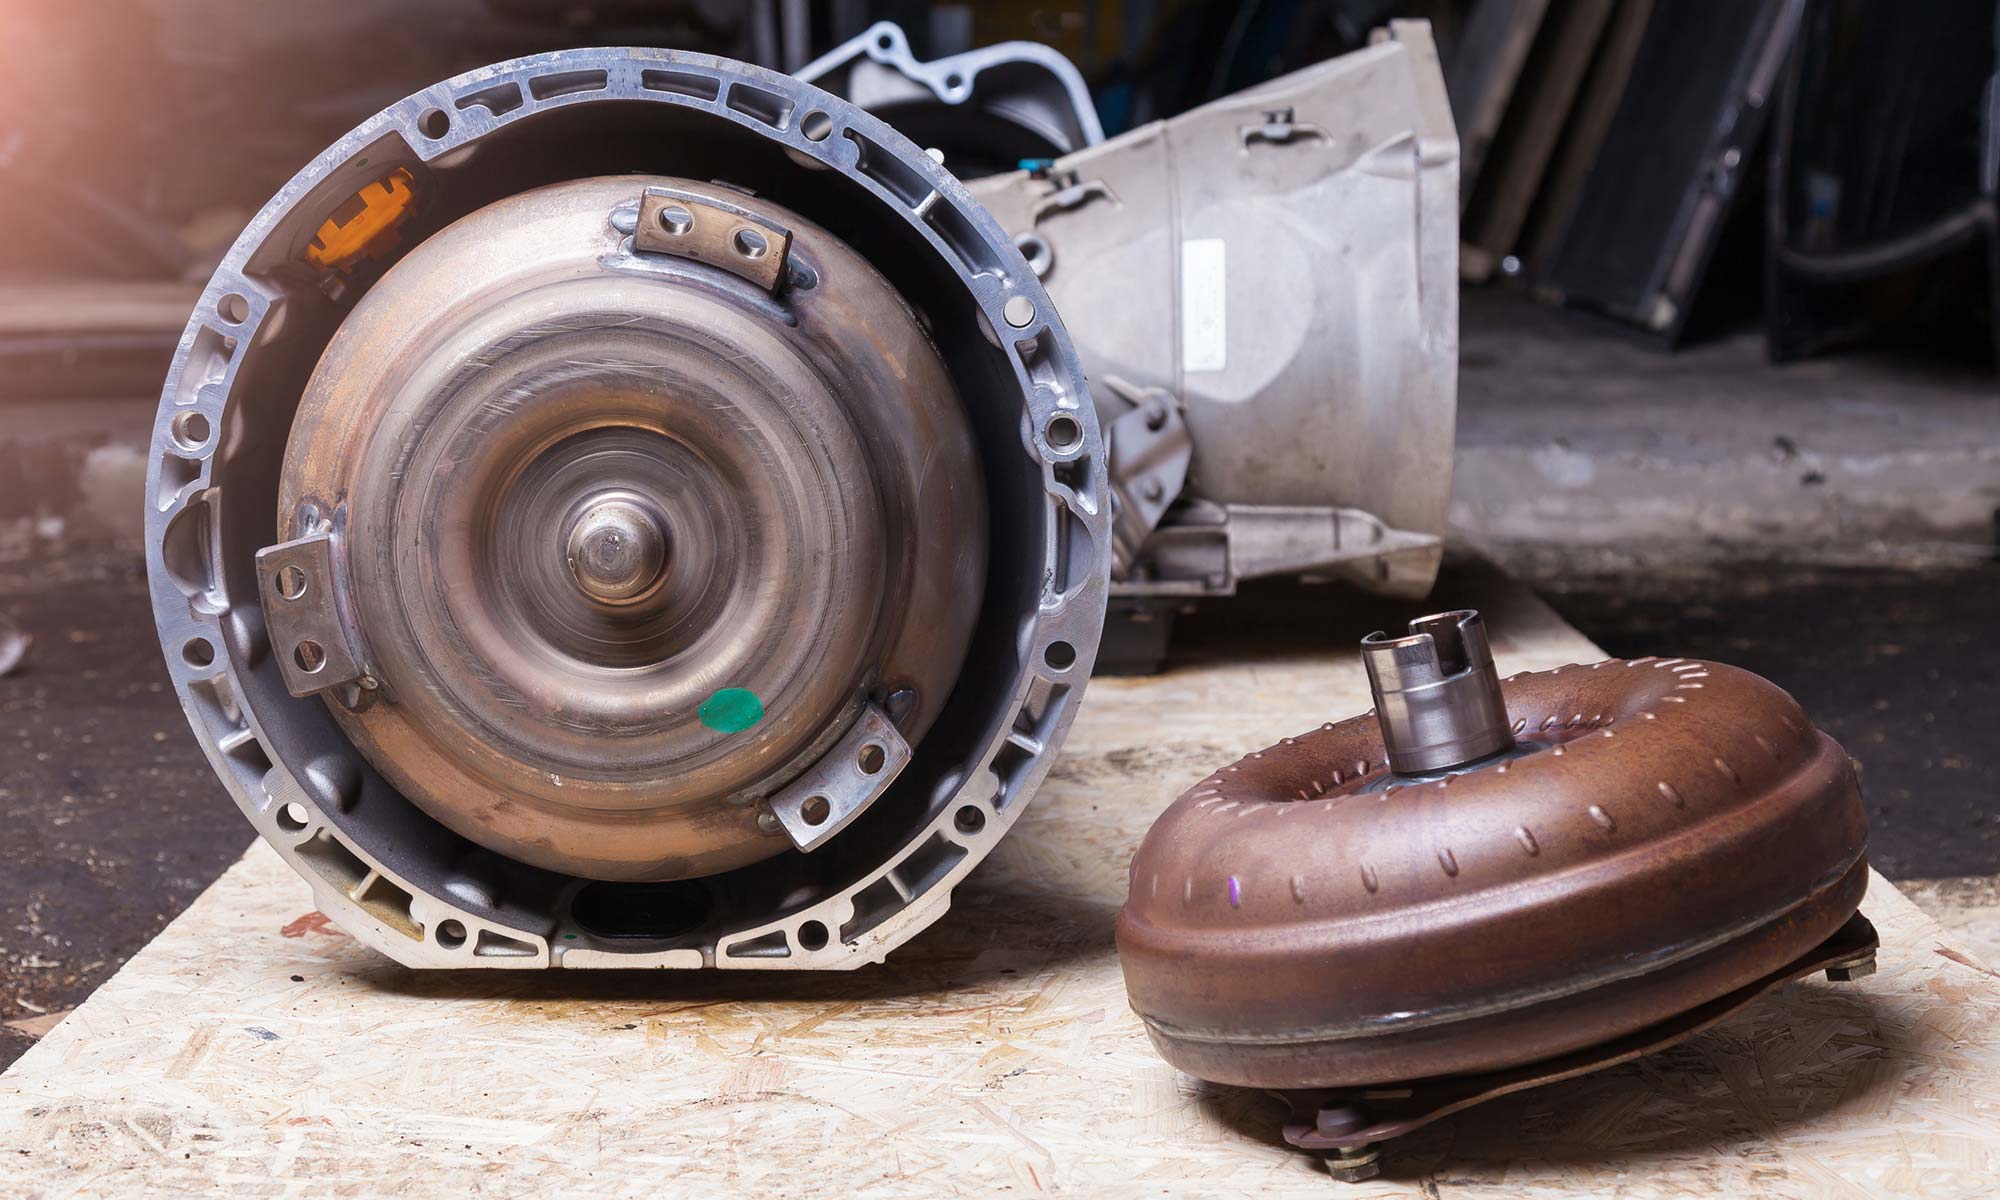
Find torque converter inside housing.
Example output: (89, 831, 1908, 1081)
(147, 50, 1109, 968)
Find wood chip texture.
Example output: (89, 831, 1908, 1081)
(1, 585, 1994, 1197)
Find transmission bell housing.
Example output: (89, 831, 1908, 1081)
(146, 50, 1109, 968)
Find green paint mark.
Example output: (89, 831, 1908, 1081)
(699, 687, 765, 733)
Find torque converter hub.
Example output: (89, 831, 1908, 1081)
(565, 494, 668, 604)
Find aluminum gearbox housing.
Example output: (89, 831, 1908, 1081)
(146, 49, 1109, 969)
(966, 22, 1460, 669)
(795, 20, 1104, 177)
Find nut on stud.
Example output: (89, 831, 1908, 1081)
(1327, 1145, 1382, 1183)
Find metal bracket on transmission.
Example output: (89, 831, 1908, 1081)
(256, 532, 368, 698)
(1030, 172, 1120, 225)
(634, 187, 794, 295)
(764, 704, 912, 853)
(796, 20, 1103, 159)
(1104, 378, 1192, 576)
(1114, 503, 1443, 599)
(1239, 106, 1331, 148)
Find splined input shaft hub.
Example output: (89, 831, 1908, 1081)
(1361, 610, 1514, 774)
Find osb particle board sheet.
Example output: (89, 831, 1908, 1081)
(3, 578, 1997, 1198)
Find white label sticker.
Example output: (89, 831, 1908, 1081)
(1181, 238, 1227, 373)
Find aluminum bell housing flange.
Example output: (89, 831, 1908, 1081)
(1115, 610, 1875, 1179)
(147, 49, 1109, 969)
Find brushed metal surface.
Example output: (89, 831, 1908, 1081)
(278, 175, 984, 883)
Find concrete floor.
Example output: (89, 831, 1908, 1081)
(1530, 561, 2000, 881)
(0, 536, 249, 1067)
(3, 291, 1996, 1070)
(1454, 290, 2000, 565)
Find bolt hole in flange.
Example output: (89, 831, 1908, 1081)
(800, 795, 832, 826)
(418, 108, 450, 139)
(954, 805, 986, 834)
(1014, 233, 1053, 279)
(1044, 640, 1076, 671)
(1045, 414, 1083, 453)
(182, 637, 215, 668)
(171, 410, 211, 453)
(436, 919, 467, 949)
(857, 743, 887, 774)
(275, 564, 309, 601)
(797, 920, 830, 951)
(294, 639, 326, 673)
(217, 293, 250, 325)
(800, 110, 833, 142)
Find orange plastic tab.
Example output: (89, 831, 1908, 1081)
(306, 168, 417, 271)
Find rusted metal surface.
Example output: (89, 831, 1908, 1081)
(276, 174, 986, 883)
(1117, 656, 1871, 1090)
(1276, 911, 1880, 1167)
